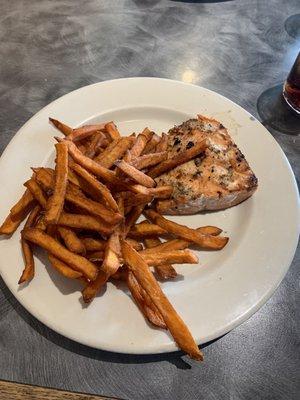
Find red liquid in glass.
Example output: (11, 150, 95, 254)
(283, 52, 300, 113)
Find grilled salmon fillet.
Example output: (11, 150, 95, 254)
(155, 115, 258, 215)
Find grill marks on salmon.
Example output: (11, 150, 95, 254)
(155, 115, 258, 215)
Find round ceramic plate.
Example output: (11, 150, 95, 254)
(0, 78, 299, 354)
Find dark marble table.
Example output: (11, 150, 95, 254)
(0, 1, 299, 399)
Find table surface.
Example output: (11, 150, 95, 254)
(0, 1, 299, 399)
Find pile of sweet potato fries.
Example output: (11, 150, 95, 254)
(0, 119, 229, 360)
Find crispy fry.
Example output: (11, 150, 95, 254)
(49, 118, 73, 136)
(144, 209, 228, 249)
(18, 205, 42, 284)
(67, 168, 81, 187)
(147, 186, 173, 199)
(143, 237, 177, 280)
(132, 152, 168, 170)
(48, 254, 83, 279)
(126, 238, 143, 251)
(95, 136, 134, 168)
(84, 132, 106, 158)
(130, 128, 153, 157)
(22, 228, 97, 280)
(33, 168, 54, 191)
(124, 205, 145, 237)
(81, 237, 106, 252)
(142, 133, 161, 155)
(24, 179, 47, 208)
(141, 227, 223, 256)
(155, 133, 168, 152)
(0, 189, 36, 235)
(57, 226, 86, 254)
(121, 241, 203, 360)
(127, 271, 166, 329)
(115, 160, 155, 188)
(44, 142, 68, 224)
(93, 138, 120, 162)
(58, 213, 113, 236)
(67, 123, 106, 142)
(143, 249, 198, 266)
(148, 139, 207, 178)
(128, 221, 167, 239)
(87, 251, 104, 262)
(66, 184, 122, 225)
(69, 162, 119, 212)
(10, 188, 35, 219)
(105, 121, 121, 140)
(81, 269, 107, 302)
(123, 193, 153, 208)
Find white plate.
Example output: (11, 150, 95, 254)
(0, 78, 299, 355)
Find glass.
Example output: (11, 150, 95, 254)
(283, 52, 300, 114)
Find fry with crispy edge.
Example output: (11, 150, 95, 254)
(60, 138, 149, 195)
(127, 270, 166, 329)
(155, 133, 168, 152)
(0, 190, 36, 235)
(144, 237, 177, 280)
(44, 142, 68, 224)
(124, 204, 145, 237)
(49, 118, 73, 136)
(67, 124, 106, 142)
(148, 140, 207, 178)
(142, 133, 161, 155)
(48, 254, 83, 279)
(121, 241, 203, 360)
(144, 209, 228, 249)
(132, 152, 168, 170)
(82, 231, 121, 302)
(22, 228, 97, 280)
(57, 226, 86, 254)
(105, 121, 121, 140)
(115, 160, 156, 188)
(143, 249, 198, 266)
(24, 179, 47, 208)
(57, 213, 113, 236)
(69, 162, 119, 212)
(95, 136, 134, 168)
(18, 205, 42, 284)
(128, 221, 168, 239)
(130, 128, 153, 157)
(84, 132, 106, 158)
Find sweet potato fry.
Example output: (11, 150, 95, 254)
(155, 133, 168, 152)
(130, 128, 153, 157)
(84, 132, 106, 158)
(0, 189, 36, 235)
(143, 237, 177, 280)
(126, 238, 143, 251)
(95, 136, 134, 168)
(142, 133, 161, 155)
(81, 237, 106, 252)
(58, 213, 113, 236)
(87, 251, 104, 262)
(144, 209, 228, 249)
(67, 123, 106, 142)
(66, 184, 122, 225)
(33, 168, 54, 191)
(49, 118, 73, 136)
(124, 205, 146, 237)
(115, 160, 155, 188)
(24, 179, 47, 208)
(132, 152, 168, 170)
(105, 121, 121, 140)
(57, 226, 86, 254)
(22, 228, 97, 280)
(44, 142, 68, 224)
(121, 241, 203, 360)
(18, 205, 42, 284)
(143, 249, 198, 266)
(67, 168, 81, 187)
(93, 138, 120, 162)
(127, 271, 166, 329)
(148, 140, 207, 178)
(147, 186, 173, 199)
(127, 221, 167, 239)
(48, 254, 83, 279)
(123, 193, 153, 208)
(81, 270, 107, 303)
(69, 162, 119, 212)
